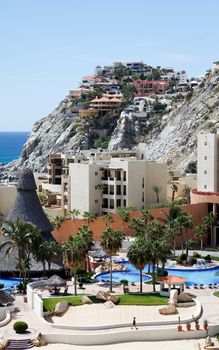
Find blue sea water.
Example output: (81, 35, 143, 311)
(0, 132, 29, 164)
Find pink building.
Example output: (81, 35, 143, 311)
(132, 80, 169, 96)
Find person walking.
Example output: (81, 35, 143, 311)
(131, 317, 138, 329)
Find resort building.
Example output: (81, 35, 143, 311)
(69, 157, 167, 217)
(191, 130, 219, 246)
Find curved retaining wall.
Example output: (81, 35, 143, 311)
(42, 299, 202, 331)
(43, 324, 219, 346)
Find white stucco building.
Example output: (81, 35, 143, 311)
(69, 157, 167, 217)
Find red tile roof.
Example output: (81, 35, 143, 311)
(159, 275, 187, 283)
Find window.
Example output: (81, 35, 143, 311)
(204, 142, 207, 146)
(204, 185, 207, 189)
(142, 192, 144, 202)
(110, 199, 114, 209)
(142, 178, 144, 189)
(95, 172, 98, 176)
(123, 171, 126, 181)
(117, 199, 121, 207)
(123, 185, 126, 196)
(204, 170, 207, 174)
(95, 199, 98, 203)
(204, 156, 207, 160)
(116, 185, 121, 195)
(123, 199, 126, 207)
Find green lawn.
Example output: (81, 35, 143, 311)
(213, 291, 219, 298)
(43, 293, 168, 311)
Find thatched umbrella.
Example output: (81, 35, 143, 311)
(0, 291, 15, 304)
(89, 250, 108, 259)
(43, 275, 66, 288)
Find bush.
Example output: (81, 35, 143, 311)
(0, 283, 4, 289)
(188, 257, 197, 266)
(204, 254, 211, 262)
(157, 268, 168, 277)
(13, 321, 28, 333)
(193, 252, 201, 258)
(177, 253, 187, 264)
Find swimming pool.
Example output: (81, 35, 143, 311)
(95, 261, 219, 286)
(0, 278, 20, 291)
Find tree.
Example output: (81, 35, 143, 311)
(141, 209, 153, 224)
(77, 225, 93, 271)
(1, 219, 41, 283)
(152, 185, 162, 203)
(161, 202, 182, 258)
(0, 212, 4, 226)
(118, 207, 130, 233)
(63, 235, 87, 295)
(83, 211, 96, 225)
(203, 212, 217, 248)
(127, 237, 149, 293)
(69, 209, 80, 220)
(51, 216, 65, 243)
(195, 224, 207, 250)
(69, 209, 80, 234)
(38, 193, 48, 206)
(100, 227, 124, 292)
(102, 214, 114, 227)
(171, 183, 178, 202)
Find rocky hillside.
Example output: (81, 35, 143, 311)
(1, 68, 219, 177)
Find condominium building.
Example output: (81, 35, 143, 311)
(69, 157, 167, 217)
(132, 80, 169, 96)
(191, 130, 219, 247)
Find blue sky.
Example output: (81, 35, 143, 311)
(1, 0, 219, 131)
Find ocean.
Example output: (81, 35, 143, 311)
(0, 131, 29, 164)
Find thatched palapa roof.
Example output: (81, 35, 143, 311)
(5, 168, 53, 239)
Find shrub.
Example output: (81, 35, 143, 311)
(192, 252, 201, 258)
(204, 254, 211, 262)
(0, 283, 4, 289)
(13, 321, 28, 333)
(157, 268, 168, 277)
(177, 253, 187, 264)
(188, 257, 197, 266)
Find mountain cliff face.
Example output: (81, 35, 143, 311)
(2, 69, 219, 177)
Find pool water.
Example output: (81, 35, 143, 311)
(95, 261, 219, 286)
(0, 278, 20, 290)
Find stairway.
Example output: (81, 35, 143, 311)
(6, 339, 33, 349)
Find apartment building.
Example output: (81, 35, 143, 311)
(69, 157, 167, 217)
(191, 130, 219, 247)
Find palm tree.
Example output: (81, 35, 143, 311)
(77, 225, 93, 271)
(63, 235, 87, 295)
(69, 209, 80, 220)
(0, 212, 4, 226)
(141, 209, 153, 224)
(152, 185, 162, 203)
(118, 207, 130, 233)
(83, 211, 96, 225)
(171, 183, 178, 202)
(102, 214, 114, 227)
(203, 212, 217, 248)
(51, 215, 65, 243)
(0, 219, 40, 283)
(100, 227, 124, 292)
(69, 209, 80, 234)
(127, 237, 149, 293)
(43, 241, 61, 271)
(195, 224, 207, 250)
(182, 214, 194, 261)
